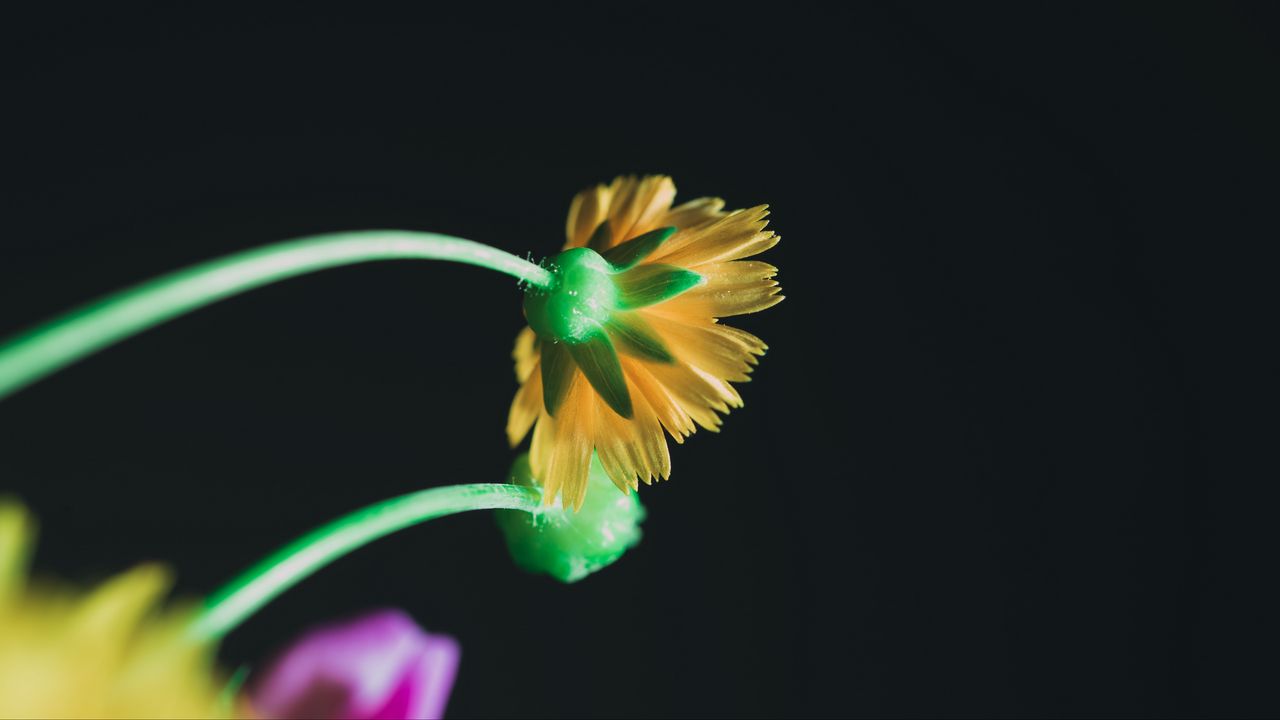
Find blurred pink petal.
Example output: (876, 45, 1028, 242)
(250, 609, 460, 720)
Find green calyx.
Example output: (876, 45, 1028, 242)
(496, 453, 646, 583)
(523, 248, 616, 344)
(522, 225, 704, 421)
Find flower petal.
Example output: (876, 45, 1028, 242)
(642, 312, 767, 382)
(544, 378, 595, 509)
(695, 260, 779, 285)
(660, 197, 726, 229)
(593, 389, 670, 491)
(249, 609, 459, 720)
(507, 361, 542, 447)
(512, 327, 539, 383)
(386, 632, 461, 720)
(648, 205, 777, 268)
(565, 184, 611, 249)
(643, 360, 743, 431)
(607, 175, 676, 247)
(622, 358, 696, 441)
(0, 503, 34, 602)
(529, 410, 555, 489)
(660, 278, 784, 318)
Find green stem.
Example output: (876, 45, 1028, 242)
(190, 482, 543, 641)
(0, 231, 553, 401)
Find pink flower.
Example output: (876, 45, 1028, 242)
(249, 609, 460, 720)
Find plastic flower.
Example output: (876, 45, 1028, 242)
(248, 609, 459, 720)
(0, 501, 229, 719)
(508, 175, 782, 508)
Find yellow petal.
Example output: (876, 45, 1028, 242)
(604, 175, 677, 249)
(623, 357, 696, 442)
(690, 364, 744, 409)
(660, 278, 784, 318)
(592, 401, 642, 492)
(641, 360, 731, 432)
(507, 361, 542, 447)
(529, 409, 555, 491)
(565, 183, 612, 249)
(543, 376, 595, 509)
(649, 205, 777, 268)
(593, 386, 670, 491)
(0, 501, 34, 603)
(512, 326, 539, 382)
(661, 197, 726, 229)
(642, 312, 767, 382)
(634, 388, 674, 480)
(695, 260, 778, 285)
(717, 324, 770, 354)
(70, 564, 171, 664)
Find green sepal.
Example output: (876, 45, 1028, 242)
(587, 220, 613, 252)
(606, 312, 674, 363)
(540, 341, 576, 417)
(613, 264, 705, 310)
(566, 327, 633, 418)
(602, 226, 676, 271)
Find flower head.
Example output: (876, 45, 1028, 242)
(0, 500, 230, 719)
(508, 175, 782, 508)
(248, 609, 459, 720)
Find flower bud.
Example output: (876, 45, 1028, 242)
(248, 609, 459, 720)
(495, 453, 645, 583)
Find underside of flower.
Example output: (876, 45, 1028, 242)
(522, 231, 705, 420)
(509, 175, 783, 510)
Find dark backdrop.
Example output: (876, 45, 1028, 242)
(1, 5, 1276, 718)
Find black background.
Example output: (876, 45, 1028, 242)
(1, 5, 1276, 718)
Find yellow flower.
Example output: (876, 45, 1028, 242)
(507, 175, 782, 509)
(0, 501, 231, 719)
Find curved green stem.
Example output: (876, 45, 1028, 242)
(190, 482, 543, 641)
(0, 231, 553, 401)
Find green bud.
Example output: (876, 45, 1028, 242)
(495, 453, 646, 583)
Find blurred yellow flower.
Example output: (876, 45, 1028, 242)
(0, 501, 231, 719)
(508, 175, 782, 508)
